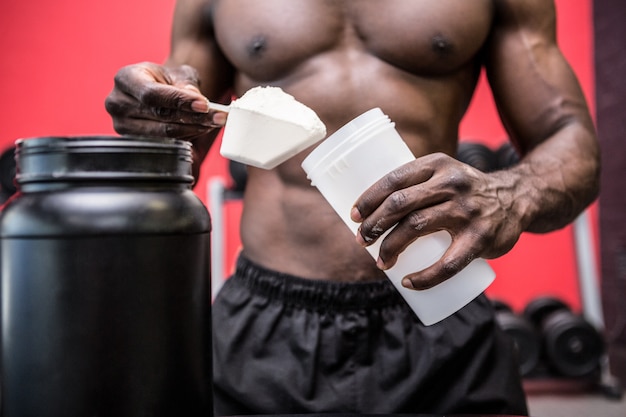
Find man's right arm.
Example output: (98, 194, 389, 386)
(105, 0, 235, 176)
(167, 0, 235, 105)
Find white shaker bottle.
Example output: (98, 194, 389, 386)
(301, 108, 495, 325)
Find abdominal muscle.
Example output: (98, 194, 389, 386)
(236, 94, 458, 283)
(239, 165, 389, 282)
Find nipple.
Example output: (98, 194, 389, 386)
(247, 35, 267, 58)
(431, 34, 453, 56)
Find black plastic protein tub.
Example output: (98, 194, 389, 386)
(0, 136, 213, 417)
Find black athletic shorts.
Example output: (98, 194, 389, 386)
(212, 255, 529, 416)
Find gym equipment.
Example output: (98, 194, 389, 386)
(456, 141, 498, 172)
(0, 145, 16, 203)
(492, 299, 541, 377)
(572, 208, 622, 397)
(524, 296, 605, 379)
(228, 159, 248, 194)
(209, 159, 247, 297)
(495, 142, 520, 169)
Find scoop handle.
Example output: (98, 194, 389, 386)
(209, 102, 231, 113)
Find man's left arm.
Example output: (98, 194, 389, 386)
(350, 0, 600, 290)
(484, 0, 600, 233)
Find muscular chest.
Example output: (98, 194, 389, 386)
(212, 0, 494, 82)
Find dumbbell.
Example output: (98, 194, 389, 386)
(491, 299, 541, 377)
(223, 159, 248, 200)
(228, 159, 247, 193)
(523, 296, 605, 378)
(495, 142, 520, 169)
(0, 145, 16, 199)
(456, 142, 498, 173)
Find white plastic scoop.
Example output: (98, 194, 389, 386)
(217, 86, 327, 169)
(208, 102, 232, 113)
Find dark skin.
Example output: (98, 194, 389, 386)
(106, 0, 600, 291)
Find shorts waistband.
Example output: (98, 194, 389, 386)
(232, 255, 404, 311)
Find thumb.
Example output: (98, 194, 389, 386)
(183, 85, 210, 113)
(167, 65, 209, 113)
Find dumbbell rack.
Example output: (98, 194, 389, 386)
(574, 209, 623, 398)
(520, 210, 623, 399)
(457, 142, 623, 398)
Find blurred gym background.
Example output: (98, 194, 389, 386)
(1, 0, 625, 412)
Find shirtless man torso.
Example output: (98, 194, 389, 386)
(107, 0, 598, 289)
(105, 1, 599, 414)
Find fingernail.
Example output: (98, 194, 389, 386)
(350, 206, 362, 221)
(212, 111, 227, 125)
(402, 278, 415, 289)
(376, 257, 387, 270)
(191, 98, 209, 113)
(355, 226, 373, 247)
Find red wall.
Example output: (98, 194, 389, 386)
(0, 0, 598, 313)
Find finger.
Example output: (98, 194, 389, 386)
(107, 88, 223, 128)
(105, 88, 144, 119)
(114, 65, 210, 114)
(146, 64, 211, 113)
(113, 117, 213, 140)
(138, 82, 210, 114)
(164, 65, 216, 113)
(144, 106, 220, 127)
(165, 64, 204, 90)
(374, 202, 455, 269)
(355, 186, 427, 246)
(355, 176, 453, 247)
(355, 154, 480, 247)
(351, 162, 432, 222)
(400, 233, 481, 290)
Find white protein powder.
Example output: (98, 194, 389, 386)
(220, 86, 327, 169)
(231, 86, 326, 138)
